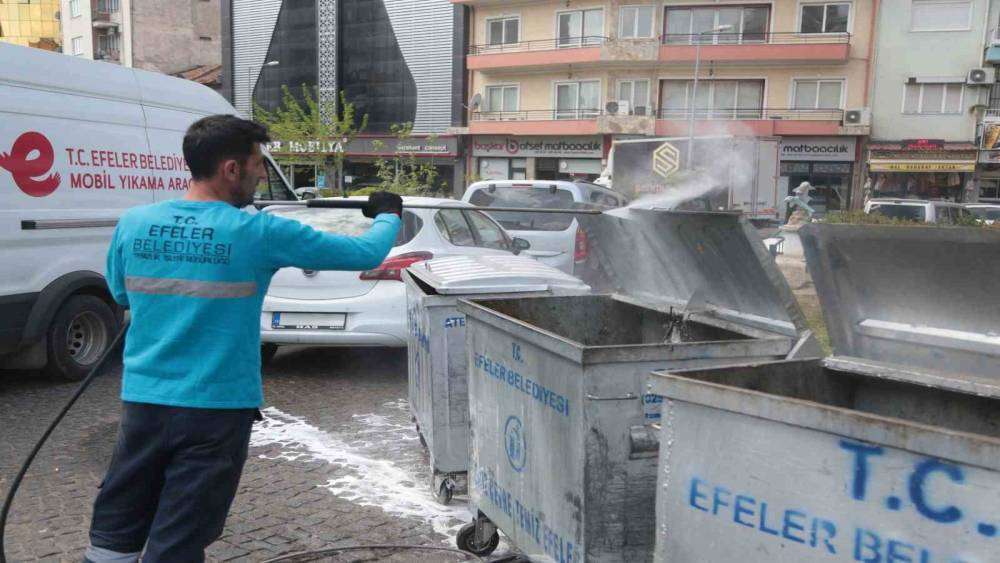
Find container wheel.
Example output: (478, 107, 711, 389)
(456, 522, 499, 556)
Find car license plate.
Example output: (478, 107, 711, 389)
(271, 312, 346, 330)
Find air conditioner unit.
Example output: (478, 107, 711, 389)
(843, 108, 871, 126)
(968, 68, 995, 85)
(634, 105, 647, 116)
(606, 101, 630, 116)
(617, 100, 631, 116)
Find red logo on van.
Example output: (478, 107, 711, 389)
(1, 132, 61, 197)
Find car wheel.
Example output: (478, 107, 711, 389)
(45, 295, 120, 381)
(261, 343, 279, 365)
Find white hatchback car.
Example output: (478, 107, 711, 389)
(259, 197, 523, 361)
(966, 203, 1000, 225)
(864, 199, 974, 224)
(462, 180, 627, 274)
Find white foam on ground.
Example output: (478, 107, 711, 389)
(249, 405, 469, 540)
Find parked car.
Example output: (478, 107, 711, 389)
(966, 203, 1000, 225)
(258, 196, 527, 361)
(0, 43, 294, 380)
(462, 180, 627, 274)
(864, 199, 974, 224)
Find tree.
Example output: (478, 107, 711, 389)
(254, 86, 368, 196)
(368, 122, 441, 196)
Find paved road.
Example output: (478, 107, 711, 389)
(0, 346, 493, 562)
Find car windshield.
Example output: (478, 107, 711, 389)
(268, 207, 420, 246)
(468, 187, 576, 231)
(869, 204, 926, 222)
(970, 207, 1000, 220)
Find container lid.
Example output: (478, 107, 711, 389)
(578, 210, 814, 341)
(405, 255, 590, 295)
(800, 224, 1000, 379)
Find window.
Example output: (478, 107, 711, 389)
(558, 8, 604, 47)
(555, 80, 601, 119)
(617, 79, 651, 115)
(468, 187, 577, 231)
(911, 0, 972, 31)
(793, 80, 844, 109)
(659, 79, 764, 119)
(435, 210, 476, 247)
(487, 16, 519, 45)
(256, 160, 296, 201)
(799, 3, 851, 33)
(620, 5, 655, 38)
(903, 83, 964, 114)
(665, 6, 769, 44)
(485, 85, 518, 113)
(465, 211, 512, 251)
(69, 0, 81, 18)
(71, 36, 83, 55)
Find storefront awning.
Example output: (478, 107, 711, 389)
(868, 160, 976, 172)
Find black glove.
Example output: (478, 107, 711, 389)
(363, 191, 403, 219)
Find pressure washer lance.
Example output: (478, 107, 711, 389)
(253, 198, 606, 215)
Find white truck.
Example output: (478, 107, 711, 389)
(599, 136, 781, 221)
(0, 43, 295, 380)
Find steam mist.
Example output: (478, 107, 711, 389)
(613, 121, 760, 213)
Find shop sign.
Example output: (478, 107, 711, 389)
(982, 124, 1000, 151)
(779, 137, 856, 161)
(472, 136, 603, 158)
(869, 160, 976, 172)
(268, 137, 458, 157)
(902, 139, 945, 150)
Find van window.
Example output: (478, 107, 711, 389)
(256, 160, 297, 201)
(869, 204, 926, 222)
(468, 186, 576, 231)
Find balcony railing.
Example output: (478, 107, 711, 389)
(657, 107, 844, 121)
(473, 108, 845, 122)
(94, 49, 120, 61)
(662, 31, 850, 45)
(469, 36, 608, 55)
(473, 109, 607, 121)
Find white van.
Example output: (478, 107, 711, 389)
(0, 44, 295, 380)
(462, 180, 626, 274)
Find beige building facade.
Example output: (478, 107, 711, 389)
(0, 0, 61, 51)
(458, 0, 876, 213)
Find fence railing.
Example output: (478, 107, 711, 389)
(469, 36, 608, 55)
(657, 107, 845, 121)
(662, 31, 850, 46)
(473, 108, 845, 122)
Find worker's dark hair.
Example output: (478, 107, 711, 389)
(183, 115, 271, 180)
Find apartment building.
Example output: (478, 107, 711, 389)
(223, 0, 468, 193)
(0, 0, 60, 52)
(984, 0, 1000, 202)
(865, 0, 994, 204)
(459, 0, 875, 214)
(60, 0, 220, 74)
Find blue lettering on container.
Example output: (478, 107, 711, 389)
(474, 353, 570, 417)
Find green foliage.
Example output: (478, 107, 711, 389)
(370, 122, 441, 196)
(822, 209, 998, 228)
(253, 86, 368, 195)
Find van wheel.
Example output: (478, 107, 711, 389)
(261, 344, 279, 365)
(45, 295, 119, 381)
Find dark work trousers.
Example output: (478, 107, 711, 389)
(87, 401, 258, 562)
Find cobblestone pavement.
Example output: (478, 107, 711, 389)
(1, 346, 503, 562)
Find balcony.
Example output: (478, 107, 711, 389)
(470, 109, 605, 135)
(655, 108, 848, 136)
(660, 32, 851, 64)
(91, 0, 120, 28)
(469, 37, 611, 71)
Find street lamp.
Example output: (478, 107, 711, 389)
(247, 60, 280, 121)
(686, 25, 732, 168)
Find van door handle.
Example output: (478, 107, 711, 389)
(586, 393, 638, 401)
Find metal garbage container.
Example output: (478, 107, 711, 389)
(649, 223, 1000, 563)
(455, 210, 821, 561)
(404, 254, 590, 504)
